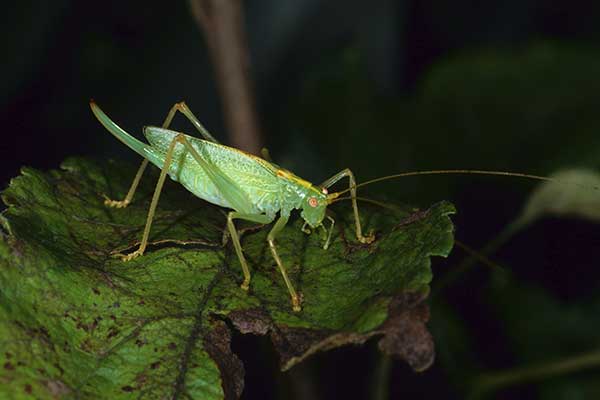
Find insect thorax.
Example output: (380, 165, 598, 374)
(277, 181, 306, 217)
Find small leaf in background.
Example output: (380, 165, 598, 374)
(0, 158, 455, 399)
(516, 169, 600, 228)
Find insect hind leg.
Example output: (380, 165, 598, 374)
(103, 102, 203, 208)
(104, 159, 149, 208)
(119, 133, 198, 261)
(163, 102, 220, 143)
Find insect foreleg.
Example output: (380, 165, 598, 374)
(226, 212, 274, 291)
(266, 215, 302, 312)
(301, 221, 311, 234)
(321, 169, 375, 244)
(323, 215, 335, 250)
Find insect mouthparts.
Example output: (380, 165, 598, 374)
(326, 192, 340, 203)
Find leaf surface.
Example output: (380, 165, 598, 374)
(0, 158, 455, 399)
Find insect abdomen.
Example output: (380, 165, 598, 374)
(143, 128, 281, 214)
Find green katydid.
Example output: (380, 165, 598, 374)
(90, 100, 557, 312)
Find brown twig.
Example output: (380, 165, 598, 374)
(189, 0, 263, 154)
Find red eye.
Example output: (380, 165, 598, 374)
(308, 197, 318, 207)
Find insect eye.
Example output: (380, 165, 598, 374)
(308, 197, 318, 207)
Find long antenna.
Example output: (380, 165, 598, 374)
(335, 170, 558, 197)
(330, 195, 406, 210)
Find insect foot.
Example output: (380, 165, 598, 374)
(292, 293, 303, 312)
(358, 230, 376, 244)
(103, 196, 131, 209)
(120, 249, 143, 262)
(221, 230, 230, 246)
(240, 279, 250, 291)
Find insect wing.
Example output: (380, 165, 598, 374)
(144, 127, 257, 214)
(200, 145, 282, 213)
(183, 136, 282, 212)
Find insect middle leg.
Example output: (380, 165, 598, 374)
(227, 213, 300, 311)
(266, 215, 302, 311)
(226, 212, 274, 291)
(321, 169, 375, 244)
(104, 101, 219, 208)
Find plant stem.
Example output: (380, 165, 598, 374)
(431, 220, 521, 298)
(371, 354, 392, 400)
(188, 0, 263, 154)
(468, 348, 600, 399)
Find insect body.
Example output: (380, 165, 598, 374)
(90, 101, 374, 312)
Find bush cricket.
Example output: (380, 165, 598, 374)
(90, 101, 558, 312)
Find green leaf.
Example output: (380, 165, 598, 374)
(0, 158, 455, 399)
(515, 168, 600, 228)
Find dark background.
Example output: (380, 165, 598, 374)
(2, 1, 600, 399)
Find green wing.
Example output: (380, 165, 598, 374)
(144, 127, 260, 215)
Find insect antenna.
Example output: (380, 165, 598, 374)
(330, 195, 408, 211)
(334, 170, 565, 197)
(331, 169, 600, 294)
